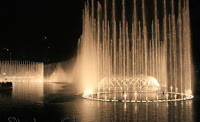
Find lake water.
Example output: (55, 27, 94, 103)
(0, 82, 199, 122)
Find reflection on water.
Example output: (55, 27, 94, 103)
(60, 98, 194, 122)
(12, 82, 44, 103)
(0, 81, 198, 121)
(11, 82, 67, 103)
(44, 82, 65, 95)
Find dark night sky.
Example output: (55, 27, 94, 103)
(190, 0, 200, 65)
(0, 0, 200, 64)
(0, 0, 84, 63)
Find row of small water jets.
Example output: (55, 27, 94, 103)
(82, 91, 194, 103)
(0, 61, 43, 82)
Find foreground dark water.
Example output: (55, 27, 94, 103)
(0, 82, 199, 122)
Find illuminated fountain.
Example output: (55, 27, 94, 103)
(78, 0, 194, 102)
(0, 61, 44, 82)
(0, 61, 44, 102)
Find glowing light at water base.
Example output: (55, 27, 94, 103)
(78, 0, 194, 102)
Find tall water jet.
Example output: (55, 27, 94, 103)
(78, 0, 194, 102)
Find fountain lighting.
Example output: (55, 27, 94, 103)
(124, 93, 127, 100)
(78, 0, 194, 102)
(83, 89, 93, 97)
(82, 90, 194, 103)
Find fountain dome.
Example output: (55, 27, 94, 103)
(96, 76, 160, 93)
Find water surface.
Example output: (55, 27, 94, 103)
(0, 82, 199, 122)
